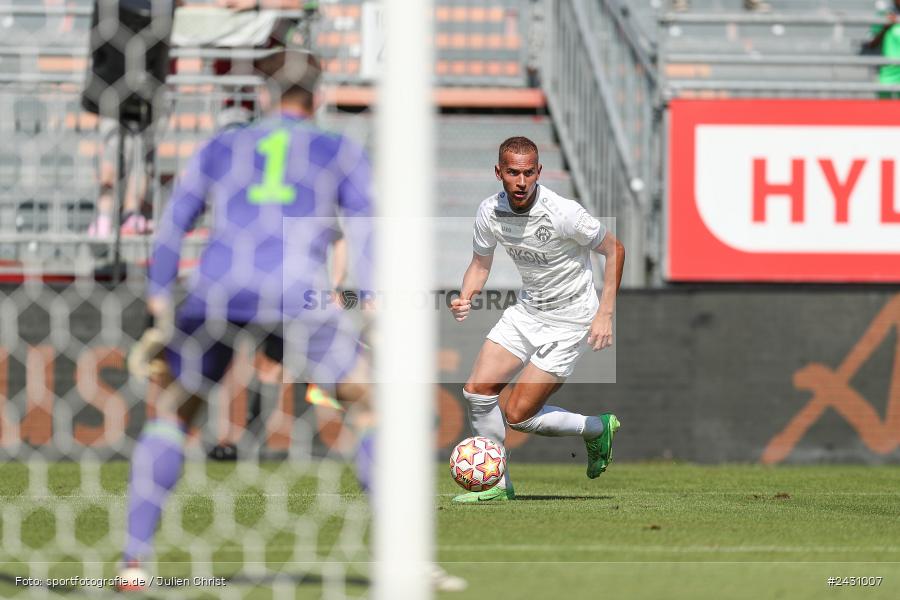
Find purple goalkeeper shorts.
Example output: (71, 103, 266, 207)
(164, 313, 362, 394)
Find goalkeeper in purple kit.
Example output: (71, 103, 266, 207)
(118, 49, 376, 589)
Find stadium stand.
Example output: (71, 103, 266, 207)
(0, 0, 560, 287)
(314, 108, 571, 289)
(627, 0, 890, 95)
(542, 0, 898, 285)
(7, 0, 887, 284)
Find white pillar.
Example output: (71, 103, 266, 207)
(373, 0, 435, 598)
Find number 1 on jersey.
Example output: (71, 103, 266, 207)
(249, 129, 296, 204)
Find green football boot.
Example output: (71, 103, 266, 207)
(585, 413, 620, 479)
(452, 482, 515, 504)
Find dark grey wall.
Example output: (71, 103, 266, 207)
(2, 285, 899, 464)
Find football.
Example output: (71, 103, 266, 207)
(449, 436, 506, 492)
(115, 566, 150, 592)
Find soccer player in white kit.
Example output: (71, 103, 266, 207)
(450, 136, 624, 503)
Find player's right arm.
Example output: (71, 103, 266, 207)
(129, 143, 212, 378)
(452, 252, 493, 322)
(147, 142, 212, 322)
(451, 200, 496, 322)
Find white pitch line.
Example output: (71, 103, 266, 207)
(20, 543, 892, 555)
(434, 492, 900, 497)
(15, 544, 896, 553)
(437, 544, 900, 553)
(7, 490, 900, 500)
(1, 493, 352, 499)
(433, 491, 900, 497)
(195, 544, 900, 553)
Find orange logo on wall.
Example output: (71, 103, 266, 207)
(0, 345, 475, 452)
(762, 295, 900, 464)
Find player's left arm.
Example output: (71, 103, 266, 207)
(335, 138, 374, 310)
(328, 232, 349, 308)
(587, 231, 625, 351)
(330, 234, 348, 291)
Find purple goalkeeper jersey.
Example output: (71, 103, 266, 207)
(148, 113, 373, 322)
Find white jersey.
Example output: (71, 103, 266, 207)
(472, 184, 606, 328)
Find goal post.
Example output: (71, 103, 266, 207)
(373, 0, 436, 598)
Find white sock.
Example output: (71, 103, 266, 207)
(463, 389, 511, 489)
(463, 390, 505, 444)
(582, 415, 604, 440)
(508, 405, 587, 438)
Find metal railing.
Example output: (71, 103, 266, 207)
(544, 0, 659, 286)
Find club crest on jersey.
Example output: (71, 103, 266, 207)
(533, 225, 553, 245)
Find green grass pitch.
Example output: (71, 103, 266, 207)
(1, 462, 899, 599)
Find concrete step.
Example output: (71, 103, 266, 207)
(320, 113, 559, 148)
(631, 0, 882, 43)
(437, 145, 565, 171)
(436, 174, 576, 213)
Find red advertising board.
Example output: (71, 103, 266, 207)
(668, 99, 900, 282)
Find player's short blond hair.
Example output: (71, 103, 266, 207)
(498, 136, 539, 165)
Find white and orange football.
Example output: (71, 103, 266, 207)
(449, 436, 506, 492)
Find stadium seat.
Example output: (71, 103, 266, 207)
(14, 97, 48, 135)
(0, 152, 21, 189)
(65, 199, 95, 233)
(16, 199, 50, 233)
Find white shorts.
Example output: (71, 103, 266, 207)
(486, 303, 589, 378)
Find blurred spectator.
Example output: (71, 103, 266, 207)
(89, 0, 186, 239)
(672, 0, 771, 11)
(89, 119, 154, 237)
(865, 0, 900, 99)
(90, 0, 315, 238)
(526, 0, 545, 87)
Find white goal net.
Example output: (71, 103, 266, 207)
(0, 0, 435, 598)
